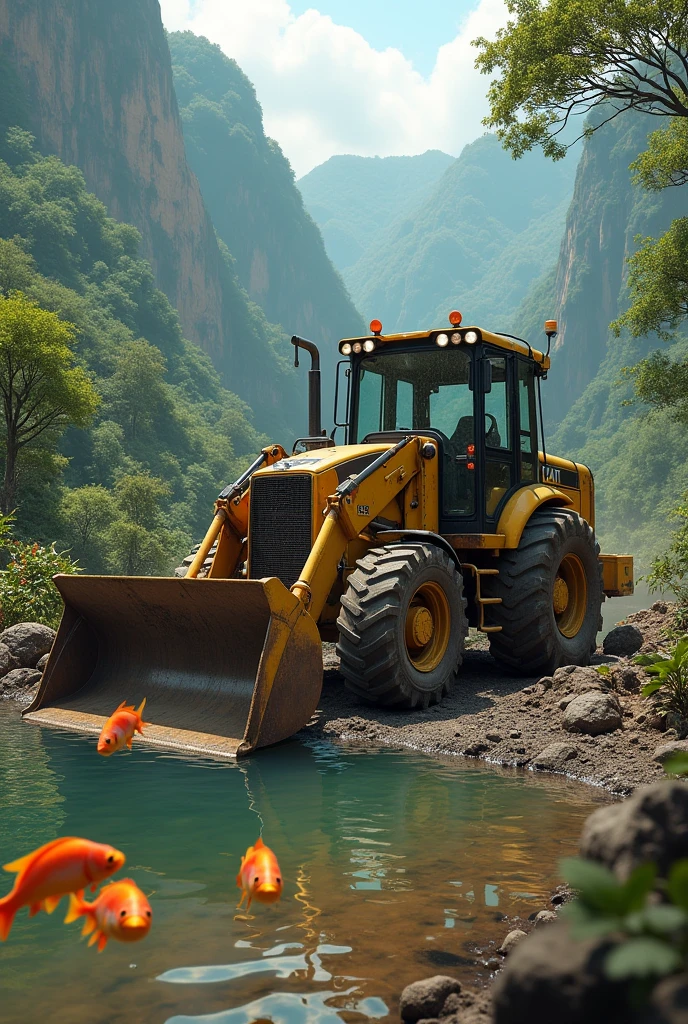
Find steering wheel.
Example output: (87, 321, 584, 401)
(485, 413, 501, 448)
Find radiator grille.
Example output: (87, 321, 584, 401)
(249, 474, 313, 587)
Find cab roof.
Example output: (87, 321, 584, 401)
(339, 326, 551, 371)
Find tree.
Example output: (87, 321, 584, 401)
(474, 0, 688, 160)
(104, 473, 187, 576)
(61, 484, 118, 569)
(611, 219, 688, 340)
(0, 237, 34, 296)
(102, 338, 169, 440)
(0, 293, 99, 513)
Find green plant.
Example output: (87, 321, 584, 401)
(561, 856, 688, 982)
(643, 494, 688, 627)
(0, 539, 80, 628)
(635, 639, 688, 719)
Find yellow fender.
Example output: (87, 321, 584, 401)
(496, 484, 574, 549)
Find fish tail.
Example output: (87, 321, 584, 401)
(64, 891, 86, 925)
(136, 697, 146, 719)
(0, 895, 16, 941)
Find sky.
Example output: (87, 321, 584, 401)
(159, 0, 507, 177)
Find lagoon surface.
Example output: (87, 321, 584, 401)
(0, 704, 606, 1024)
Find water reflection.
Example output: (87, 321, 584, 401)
(0, 704, 608, 1024)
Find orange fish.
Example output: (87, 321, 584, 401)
(97, 698, 148, 755)
(236, 837, 282, 911)
(65, 878, 152, 952)
(0, 837, 125, 940)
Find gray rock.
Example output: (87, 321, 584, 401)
(486, 732, 502, 742)
(0, 667, 42, 693)
(580, 781, 688, 880)
(533, 910, 558, 927)
(492, 922, 629, 1024)
(653, 741, 688, 765)
(538, 676, 553, 691)
(400, 976, 461, 1023)
(509, 730, 521, 739)
(531, 742, 579, 771)
(603, 624, 644, 657)
(562, 692, 622, 735)
(552, 664, 610, 693)
(0, 622, 56, 668)
(0, 642, 19, 677)
(464, 741, 489, 756)
(611, 662, 645, 692)
(498, 929, 527, 955)
(36, 653, 49, 672)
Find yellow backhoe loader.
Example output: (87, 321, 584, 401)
(25, 314, 633, 758)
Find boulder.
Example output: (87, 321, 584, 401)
(492, 922, 629, 1024)
(531, 742, 579, 771)
(0, 622, 56, 668)
(611, 662, 646, 692)
(580, 781, 688, 880)
(603, 624, 644, 657)
(533, 910, 558, 927)
(400, 976, 462, 1023)
(498, 929, 527, 955)
(36, 653, 49, 672)
(0, 642, 19, 677)
(552, 664, 611, 693)
(652, 741, 688, 765)
(562, 692, 622, 735)
(0, 667, 42, 694)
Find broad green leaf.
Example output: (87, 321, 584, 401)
(561, 901, 622, 940)
(668, 859, 688, 908)
(560, 857, 624, 913)
(635, 653, 665, 666)
(621, 863, 657, 912)
(605, 937, 682, 980)
(631, 904, 688, 935)
(641, 680, 663, 697)
(596, 664, 611, 676)
(664, 753, 688, 778)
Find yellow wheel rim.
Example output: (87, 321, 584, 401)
(404, 581, 451, 672)
(554, 553, 587, 638)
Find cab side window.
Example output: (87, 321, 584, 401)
(484, 357, 512, 518)
(518, 360, 537, 482)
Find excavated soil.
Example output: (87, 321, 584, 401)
(302, 604, 680, 797)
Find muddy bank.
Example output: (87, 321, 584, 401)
(303, 605, 679, 796)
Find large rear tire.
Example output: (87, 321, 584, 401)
(336, 543, 468, 708)
(483, 507, 603, 676)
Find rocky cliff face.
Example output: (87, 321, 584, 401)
(0, 0, 299, 432)
(545, 109, 683, 416)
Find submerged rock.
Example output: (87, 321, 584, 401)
(562, 692, 622, 735)
(400, 976, 461, 1023)
(603, 624, 644, 657)
(0, 622, 56, 668)
(580, 781, 688, 880)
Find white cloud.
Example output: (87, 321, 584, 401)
(159, 0, 507, 176)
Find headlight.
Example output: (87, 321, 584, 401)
(340, 342, 352, 355)
(450, 332, 461, 345)
(436, 333, 449, 348)
(464, 330, 479, 344)
(363, 339, 375, 353)
(352, 341, 363, 354)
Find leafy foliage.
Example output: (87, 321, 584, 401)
(636, 638, 688, 716)
(561, 855, 688, 984)
(642, 493, 688, 618)
(0, 539, 80, 629)
(611, 220, 688, 341)
(474, 0, 688, 161)
(632, 119, 688, 191)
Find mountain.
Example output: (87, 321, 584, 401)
(298, 151, 454, 272)
(168, 31, 364, 397)
(336, 134, 576, 332)
(0, 0, 300, 434)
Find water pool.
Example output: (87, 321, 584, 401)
(0, 703, 606, 1024)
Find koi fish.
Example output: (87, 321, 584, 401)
(65, 878, 152, 952)
(97, 698, 148, 755)
(0, 837, 125, 941)
(236, 837, 282, 911)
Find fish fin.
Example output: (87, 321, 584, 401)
(254, 837, 265, 849)
(97, 933, 108, 952)
(3, 837, 70, 875)
(29, 902, 42, 918)
(64, 892, 85, 925)
(136, 697, 147, 717)
(246, 894, 252, 912)
(115, 700, 127, 712)
(88, 929, 101, 947)
(0, 898, 16, 941)
(82, 916, 96, 937)
(42, 894, 61, 915)
(126, 737, 133, 749)
(236, 872, 243, 888)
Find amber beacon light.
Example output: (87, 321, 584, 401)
(449, 310, 462, 326)
(370, 319, 383, 335)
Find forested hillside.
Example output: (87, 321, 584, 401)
(0, 134, 267, 572)
(169, 31, 364, 389)
(336, 135, 576, 331)
(298, 151, 453, 272)
(0, 0, 302, 432)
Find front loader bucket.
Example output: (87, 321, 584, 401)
(23, 574, 323, 759)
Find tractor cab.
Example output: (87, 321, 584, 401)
(339, 315, 551, 536)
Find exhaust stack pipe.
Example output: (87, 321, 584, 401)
(291, 336, 322, 438)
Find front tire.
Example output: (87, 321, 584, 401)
(484, 507, 603, 676)
(336, 543, 468, 708)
